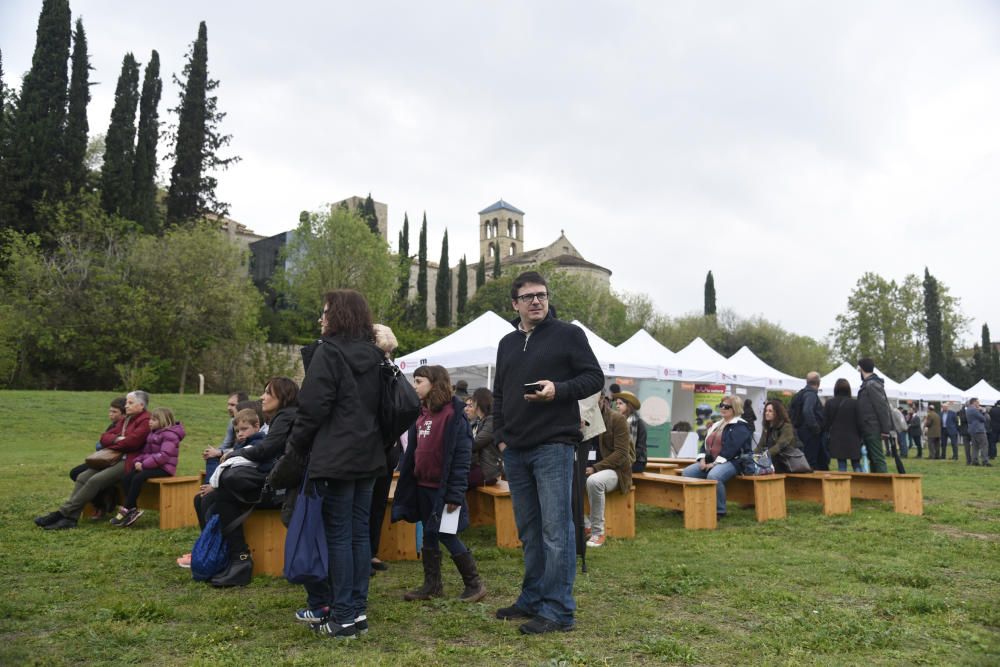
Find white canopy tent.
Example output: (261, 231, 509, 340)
(967, 379, 1000, 405)
(670, 337, 740, 383)
(396, 311, 514, 386)
(926, 373, 969, 403)
(615, 329, 676, 370)
(898, 371, 938, 401)
(726, 346, 802, 390)
(819, 362, 916, 400)
(570, 320, 662, 379)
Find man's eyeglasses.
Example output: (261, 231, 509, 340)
(719, 403, 733, 410)
(515, 292, 549, 304)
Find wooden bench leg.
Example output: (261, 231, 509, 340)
(821, 477, 852, 516)
(682, 484, 717, 530)
(243, 512, 286, 577)
(152, 480, 201, 529)
(892, 477, 923, 516)
(751, 477, 787, 522)
(378, 501, 418, 561)
(583, 487, 636, 538)
(492, 495, 521, 548)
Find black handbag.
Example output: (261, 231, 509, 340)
(378, 358, 421, 446)
(210, 551, 253, 587)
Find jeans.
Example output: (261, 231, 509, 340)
(944, 431, 959, 458)
(585, 469, 619, 537)
(304, 477, 376, 624)
(837, 459, 862, 472)
(862, 433, 888, 473)
(682, 460, 738, 514)
(897, 432, 909, 457)
(503, 443, 576, 626)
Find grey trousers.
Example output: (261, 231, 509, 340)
(585, 469, 619, 537)
(59, 460, 126, 519)
(971, 433, 989, 465)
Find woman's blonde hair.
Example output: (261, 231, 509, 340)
(724, 394, 743, 419)
(373, 323, 398, 356)
(149, 407, 175, 429)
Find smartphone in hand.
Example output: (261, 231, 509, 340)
(524, 382, 543, 394)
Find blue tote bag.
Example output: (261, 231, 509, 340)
(283, 474, 328, 584)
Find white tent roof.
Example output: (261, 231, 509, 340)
(726, 346, 802, 389)
(670, 337, 757, 384)
(967, 379, 1000, 405)
(898, 371, 937, 400)
(819, 362, 915, 399)
(926, 373, 969, 403)
(616, 329, 675, 364)
(396, 311, 513, 373)
(571, 320, 661, 379)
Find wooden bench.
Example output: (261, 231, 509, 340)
(726, 475, 788, 522)
(783, 473, 852, 515)
(648, 457, 697, 466)
(243, 479, 418, 577)
(583, 486, 636, 539)
(87, 474, 202, 529)
(643, 462, 679, 475)
(836, 472, 923, 515)
(477, 481, 520, 548)
(632, 472, 717, 530)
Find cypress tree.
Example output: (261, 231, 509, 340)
(416, 213, 428, 329)
(457, 255, 468, 322)
(435, 230, 451, 327)
(361, 193, 379, 235)
(476, 255, 485, 289)
(130, 50, 162, 232)
(981, 323, 994, 382)
(923, 268, 944, 376)
(492, 250, 501, 279)
(166, 21, 239, 224)
(992, 346, 1000, 388)
(100, 53, 140, 216)
(63, 18, 90, 193)
(704, 270, 717, 316)
(6, 0, 72, 233)
(396, 212, 410, 302)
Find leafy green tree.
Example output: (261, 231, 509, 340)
(415, 213, 428, 328)
(129, 51, 162, 233)
(166, 21, 239, 224)
(64, 18, 91, 193)
(704, 270, 716, 316)
(924, 267, 944, 376)
(99, 53, 140, 216)
(456, 255, 468, 323)
(4, 0, 72, 234)
(275, 206, 396, 342)
(476, 255, 485, 289)
(435, 230, 451, 327)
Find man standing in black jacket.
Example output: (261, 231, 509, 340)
(857, 357, 893, 473)
(491, 271, 603, 635)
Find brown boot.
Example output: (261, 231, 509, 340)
(403, 547, 443, 601)
(452, 550, 487, 602)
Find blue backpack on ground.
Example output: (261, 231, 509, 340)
(191, 514, 229, 581)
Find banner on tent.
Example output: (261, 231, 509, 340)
(693, 384, 726, 448)
(614, 377, 673, 458)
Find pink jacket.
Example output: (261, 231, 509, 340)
(136, 423, 185, 475)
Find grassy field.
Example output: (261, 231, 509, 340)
(1, 390, 998, 666)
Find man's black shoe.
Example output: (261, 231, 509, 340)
(495, 605, 534, 621)
(518, 617, 574, 634)
(34, 511, 63, 527)
(44, 517, 77, 530)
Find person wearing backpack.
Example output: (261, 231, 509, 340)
(856, 358, 893, 473)
(790, 372, 827, 470)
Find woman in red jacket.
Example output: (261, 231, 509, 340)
(34, 391, 152, 530)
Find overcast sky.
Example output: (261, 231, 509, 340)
(3, 1, 999, 350)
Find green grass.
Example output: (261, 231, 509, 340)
(1, 390, 998, 666)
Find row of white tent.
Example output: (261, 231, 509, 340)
(396, 311, 1000, 405)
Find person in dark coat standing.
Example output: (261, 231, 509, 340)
(791, 372, 828, 470)
(284, 289, 386, 641)
(907, 407, 923, 458)
(394, 365, 486, 603)
(856, 358, 893, 473)
(824, 378, 863, 472)
(989, 402, 1000, 461)
(941, 403, 960, 460)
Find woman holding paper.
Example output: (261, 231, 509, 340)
(392, 364, 485, 603)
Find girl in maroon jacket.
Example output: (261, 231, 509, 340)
(112, 407, 185, 527)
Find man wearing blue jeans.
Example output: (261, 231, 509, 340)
(491, 271, 603, 635)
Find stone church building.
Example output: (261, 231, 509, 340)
(412, 199, 611, 327)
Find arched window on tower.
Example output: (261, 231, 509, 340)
(489, 243, 496, 258)
(513, 221, 519, 240)
(509, 243, 516, 256)
(507, 218, 513, 237)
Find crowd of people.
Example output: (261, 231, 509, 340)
(33, 269, 991, 641)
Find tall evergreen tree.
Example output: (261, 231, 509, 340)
(476, 255, 486, 289)
(492, 251, 501, 279)
(457, 255, 468, 322)
(129, 50, 162, 232)
(396, 212, 410, 302)
(63, 18, 90, 193)
(992, 345, 1000, 388)
(704, 270, 717, 316)
(981, 323, 995, 383)
(5, 0, 72, 233)
(166, 21, 239, 224)
(435, 230, 452, 327)
(360, 193, 379, 235)
(923, 268, 944, 376)
(416, 213, 428, 329)
(99, 53, 140, 216)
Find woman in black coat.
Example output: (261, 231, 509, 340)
(824, 378, 863, 472)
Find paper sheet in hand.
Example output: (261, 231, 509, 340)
(439, 505, 460, 534)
